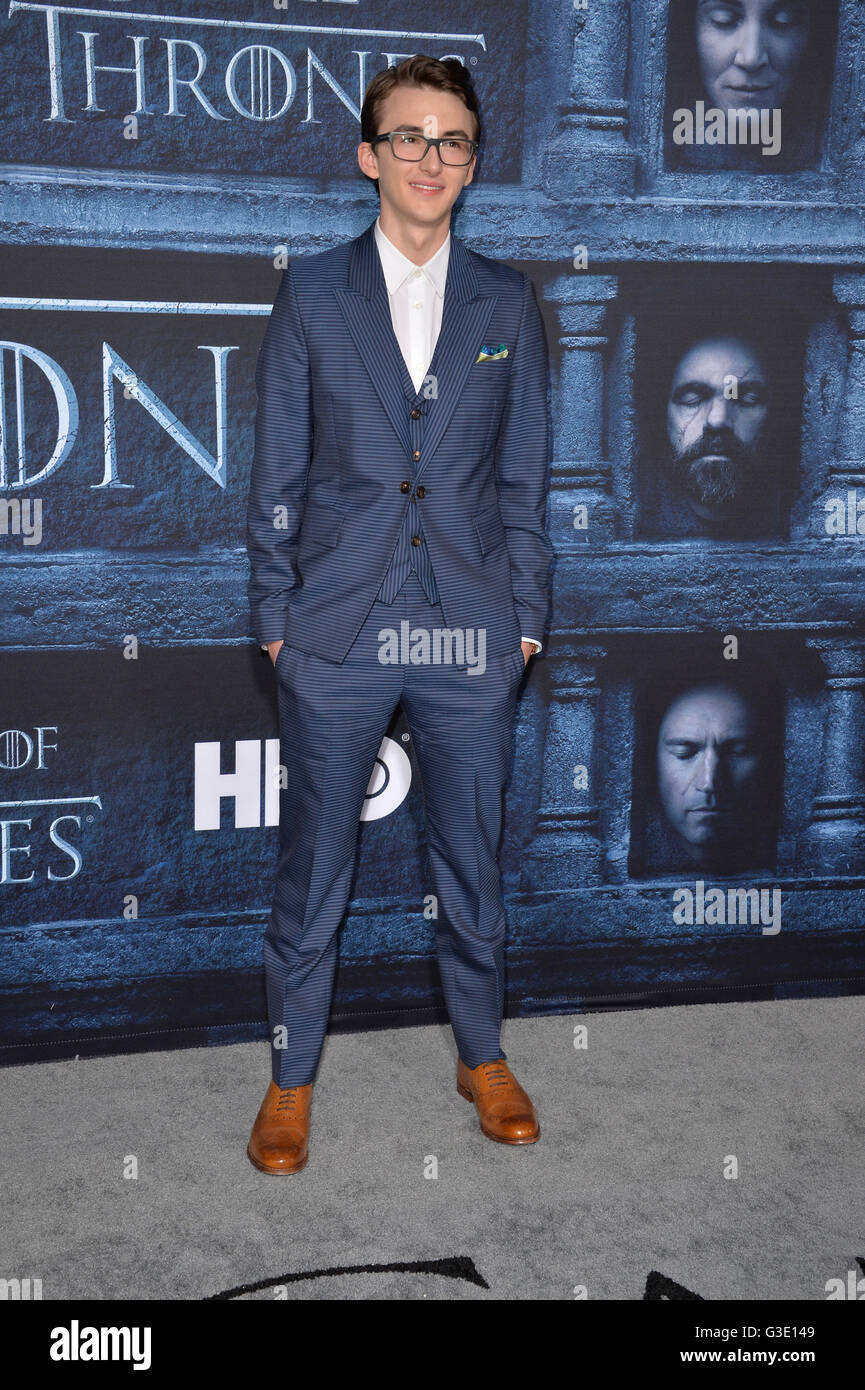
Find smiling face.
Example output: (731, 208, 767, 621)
(657, 683, 767, 864)
(695, 0, 811, 110)
(666, 335, 771, 520)
(357, 83, 477, 238)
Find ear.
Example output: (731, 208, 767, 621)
(357, 142, 378, 180)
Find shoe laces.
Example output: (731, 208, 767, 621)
(478, 1062, 509, 1090)
(276, 1086, 301, 1113)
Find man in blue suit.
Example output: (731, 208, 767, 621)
(245, 55, 553, 1173)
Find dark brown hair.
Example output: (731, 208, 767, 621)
(360, 55, 481, 191)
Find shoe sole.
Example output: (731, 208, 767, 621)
(456, 1080, 541, 1144)
(246, 1143, 308, 1175)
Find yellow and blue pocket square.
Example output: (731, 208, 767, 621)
(475, 343, 510, 363)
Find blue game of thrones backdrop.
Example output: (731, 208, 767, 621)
(2, 0, 865, 1064)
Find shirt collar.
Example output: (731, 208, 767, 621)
(374, 216, 450, 298)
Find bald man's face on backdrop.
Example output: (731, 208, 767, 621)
(656, 682, 770, 865)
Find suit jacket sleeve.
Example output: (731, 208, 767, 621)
(494, 271, 554, 644)
(245, 265, 312, 645)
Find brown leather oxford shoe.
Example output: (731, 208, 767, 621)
(456, 1057, 540, 1145)
(247, 1080, 312, 1174)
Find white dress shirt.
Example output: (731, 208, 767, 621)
(373, 217, 541, 655)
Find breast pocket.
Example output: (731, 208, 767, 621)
(465, 358, 512, 454)
(473, 501, 506, 557)
(469, 358, 512, 392)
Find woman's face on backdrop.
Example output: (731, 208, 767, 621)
(695, 0, 811, 110)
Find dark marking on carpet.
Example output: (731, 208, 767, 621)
(207, 1255, 489, 1299)
(644, 1270, 704, 1300)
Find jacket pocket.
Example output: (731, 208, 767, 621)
(299, 500, 344, 550)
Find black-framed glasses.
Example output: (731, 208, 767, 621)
(370, 130, 478, 166)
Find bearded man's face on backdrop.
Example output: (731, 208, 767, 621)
(666, 335, 772, 521)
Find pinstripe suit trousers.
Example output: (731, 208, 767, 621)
(264, 568, 525, 1086)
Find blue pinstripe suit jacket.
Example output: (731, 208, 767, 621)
(246, 219, 554, 663)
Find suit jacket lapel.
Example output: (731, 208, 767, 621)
(334, 221, 498, 479)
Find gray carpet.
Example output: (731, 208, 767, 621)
(2, 997, 862, 1300)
